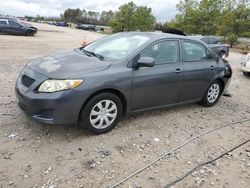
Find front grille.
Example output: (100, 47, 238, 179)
(21, 75, 35, 88)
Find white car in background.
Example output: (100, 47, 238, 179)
(241, 53, 250, 76)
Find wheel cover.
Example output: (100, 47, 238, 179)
(207, 83, 220, 103)
(89, 100, 117, 129)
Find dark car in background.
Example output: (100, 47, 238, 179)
(0, 18, 37, 36)
(76, 23, 96, 31)
(190, 35, 230, 58)
(15, 32, 232, 134)
(55, 21, 68, 27)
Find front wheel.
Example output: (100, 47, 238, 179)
(243, 72, 250, 77)
(79, 93, 122, 134)
(26, 30, 35, 36)
(201, 80, 222, 107)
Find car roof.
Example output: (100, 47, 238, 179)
(120, 32, 189, 40)
(119, 32, 210, 46)
(189, 35, 219, 39)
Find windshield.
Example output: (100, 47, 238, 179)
(83, 33, 150, 60)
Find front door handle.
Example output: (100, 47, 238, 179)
(174, 68, 182, 74)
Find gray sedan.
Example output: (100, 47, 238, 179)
(0, 18, 37, 36)
(15, 32, 232, 134)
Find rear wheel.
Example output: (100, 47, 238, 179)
(79, 93, 122, 134)
(201, 80, 222, 107)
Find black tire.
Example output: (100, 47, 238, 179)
(26, 30, 35, 36)
(200, 80, 222, 107)
(79, 93, 122, 134)
(243, 72, 250, 77)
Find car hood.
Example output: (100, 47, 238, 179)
(27, 50, 111, 78)
(21, 22, 32, 27)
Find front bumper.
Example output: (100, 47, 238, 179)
(242, 66, 250, 73)
(15, 67, 84, 125)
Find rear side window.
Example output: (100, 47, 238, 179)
(209, 37, 220, 44)
(141, 40, 180, 64)
(201, 37, 209, 44)
(183, 41, 208, 61)
(0, 20, 7, 25)
(9, 20, 21, 27)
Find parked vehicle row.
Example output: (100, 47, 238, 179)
(15, 32, 232, 134)
(76, 23, 96, 31)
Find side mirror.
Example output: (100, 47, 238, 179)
(137, 57, 155, 68)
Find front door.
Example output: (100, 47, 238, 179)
(7, 20, 24, 35)
(132, 40, 184, 111)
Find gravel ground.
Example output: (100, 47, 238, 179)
(0, 23, 249, 188)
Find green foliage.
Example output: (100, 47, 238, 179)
(169, 0, 250, 42)
(132, 6, 156, 31)
(109, 2, 136, 32)
(109, 1, 156, 32)
(239, 32, 250, 38)
(226, 33, 238, 47)
(61, 8, 115, 25)
(34, 15, 45, 22)
(63, 8, 83, 23)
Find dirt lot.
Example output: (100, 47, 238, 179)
(0, 23, 249, 188)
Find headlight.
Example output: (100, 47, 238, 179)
(38, 79, 83, 93)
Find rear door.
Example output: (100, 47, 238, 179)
(180, 40, 218, 102)
(132, 39, 184, 110)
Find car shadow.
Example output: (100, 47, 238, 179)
(16, 102, 201, 140)
(0, 32, 34, 37)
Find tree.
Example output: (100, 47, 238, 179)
(227, 33, 238, 47)
(132, 6, 156, 31)
(109, 2, 137, 31)
(174, 0, 225, 34)
(216, 0, 248, 46)
(109, 1, 156, 32)
(87, 11, 100, 24)
(168, 0, 250, 47)
(63, 8, 83, 23)
(100, 10, 115, 25)
(175, 0, 199, 33)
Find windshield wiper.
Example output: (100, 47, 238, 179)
(80, 48, 104, 61)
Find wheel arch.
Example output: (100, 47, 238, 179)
(79, 88, 128, 120)
(25, 29, 35, 36)
(215, 78, 225, 94)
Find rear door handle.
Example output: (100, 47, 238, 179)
(174, 68, 182, 74)
(210, 65, 215, 70)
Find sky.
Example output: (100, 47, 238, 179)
(0, 0, 180, 22)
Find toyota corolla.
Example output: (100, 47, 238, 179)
(15, 32, 232, 134)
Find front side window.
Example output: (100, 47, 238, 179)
(201, 37, 209, 44)
(84, 33, 150, 60)
(8, 20, 21, 27)
(183, 41, 207, 61)
(140, 40, 180, 64)
(209, 37, 220, 44)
